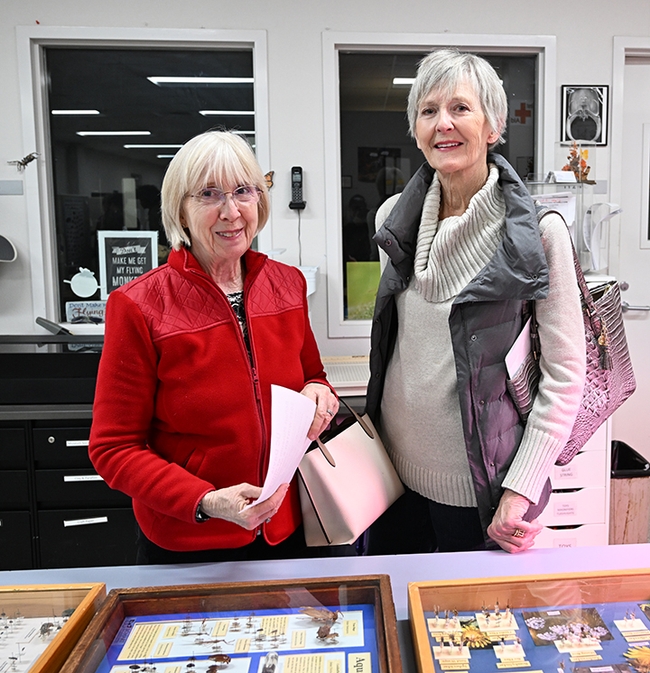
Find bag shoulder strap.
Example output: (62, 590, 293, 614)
(533, 203, 609, 367)
(338, 397, 375, 439)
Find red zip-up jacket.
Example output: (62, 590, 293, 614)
(89, 246, 331, 551)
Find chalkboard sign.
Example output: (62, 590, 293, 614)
(98, 230, 158, 299)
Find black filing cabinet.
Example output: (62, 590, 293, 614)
(0, 427, 33, 569)
(32, 420, 137, 568)
(0, 345, 138, 569)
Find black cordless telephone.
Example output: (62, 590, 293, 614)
(289, 166, 306, 210)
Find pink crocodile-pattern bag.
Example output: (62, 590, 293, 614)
(506, 210, 636, 466)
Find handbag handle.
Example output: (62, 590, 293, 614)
(315, 438, 337, 467)
(535, 206, 611, 369)
(338, 397, 375, 439)
(311, 398, 375, 468)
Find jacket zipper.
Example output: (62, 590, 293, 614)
(245, 294, 269, 539)
(187, 258, 269, 538)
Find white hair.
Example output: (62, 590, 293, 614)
(407, 48, 508, 149)
(161, 131, 270, 251)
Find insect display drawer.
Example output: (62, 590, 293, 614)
(60, 576, 401, 673)
(0, 583, 106, 673)
(409, 568, 650, 673)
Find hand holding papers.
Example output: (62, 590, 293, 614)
(243, 385, 316, 509)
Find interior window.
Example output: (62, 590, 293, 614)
(45, 47, 255, 321)
(339, 51, 537, 320)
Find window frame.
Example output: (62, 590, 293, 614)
(323, 32, 557, 338)
(16, 25, 271, 327)
(611, 37, 650, 260)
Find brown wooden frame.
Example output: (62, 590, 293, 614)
(0, 583, 106, 673)
(61, 575, 401, 673)
(409, 568, 650, 673)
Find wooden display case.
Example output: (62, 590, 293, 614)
(61, 575, 401, 673)
(0, 583, 106, 673)
(409, 569, 650, 673)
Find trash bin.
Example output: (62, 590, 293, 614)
(609, 441, 650, 544)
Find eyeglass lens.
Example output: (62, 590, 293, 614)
(195, 186, 259, 206)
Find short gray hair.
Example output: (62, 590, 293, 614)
(161, 131, 270, 251)
(407, 48, 508, 149)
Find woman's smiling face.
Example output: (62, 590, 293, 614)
(414, 78, 500, 183)
(182, 185, 259, 271)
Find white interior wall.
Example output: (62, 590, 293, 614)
(1, 0, 649, 353)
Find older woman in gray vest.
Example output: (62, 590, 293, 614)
(366, 49, 586, 553)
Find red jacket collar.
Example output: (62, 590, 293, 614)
(167, 246, 268, 287)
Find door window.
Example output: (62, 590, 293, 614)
(45, 47, 255, 320)
(339, 50, 537, 321)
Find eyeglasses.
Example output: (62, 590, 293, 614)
(189, 185, 261, 208)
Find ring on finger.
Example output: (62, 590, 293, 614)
(512, 528, 525, 538)
(326, 409, 335, 416)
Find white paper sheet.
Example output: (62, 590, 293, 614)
(243, 384, 316, 509)
(505, 317, 533, 377)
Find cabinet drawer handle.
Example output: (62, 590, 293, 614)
(63, 516, 109, 527)
(63, 475, 104, 482)
(65, 439, 90, 447)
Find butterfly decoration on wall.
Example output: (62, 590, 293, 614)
(264, 171, 274, 190)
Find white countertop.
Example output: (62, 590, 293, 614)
(1, 544, 648, 621)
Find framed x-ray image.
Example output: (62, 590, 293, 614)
(561, 85, 609, 145)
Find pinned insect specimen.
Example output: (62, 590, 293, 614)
(208, 654, 231, 669)
(299, 607, 342, 624)
(460, 624, 491, 648)
(316, 623, 339, 644)
(245, 614, 256, 632)
(194, 636, 232, 648)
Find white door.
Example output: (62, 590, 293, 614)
(610, 54, 650, 462)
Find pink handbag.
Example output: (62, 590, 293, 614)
(297, 403, 404, 546)
(506, 210, 636, 465)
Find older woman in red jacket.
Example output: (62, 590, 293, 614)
(89, 131, 338, 563)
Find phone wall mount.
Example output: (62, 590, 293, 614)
(289, 166, 306, 210)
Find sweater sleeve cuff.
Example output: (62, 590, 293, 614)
(501, 426, 563, 504)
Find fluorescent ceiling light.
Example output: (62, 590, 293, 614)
(157, 154, 176, 159)
(393, 77, 415, 86)
(52, 109, 100, 115)
(124, 144, 183, 149)
(76, 131, 151, 136)
(148, 76, 254, 86)
(199, 110, 255, 116)
(231, 130, 255, 136)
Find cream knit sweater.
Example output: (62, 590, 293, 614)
(378, 166, 586, 508)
